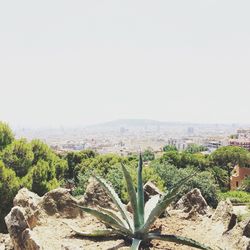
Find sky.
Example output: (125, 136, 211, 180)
(0, 0, 250, 128)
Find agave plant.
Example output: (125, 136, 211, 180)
(74, 154, 213, 250)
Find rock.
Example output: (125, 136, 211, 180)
(243, 219, 250, 238)
(175, 188, 208, 215)
(0, 234, 13, 250)
(80, 177, 115, 210)
(212, 199, 237, 232)
(5, 207, 30, 250)
(22, 229, 41, 250)
(143, 181, 163, 202)
(41, 188, 81, 218)
(127, 181, 163, 213)
(13, 188, 41, 229)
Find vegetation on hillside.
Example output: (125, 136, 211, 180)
(0, 121, 250, 233)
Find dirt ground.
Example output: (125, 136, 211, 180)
(30, 210, 228, 250)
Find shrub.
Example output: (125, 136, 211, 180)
(1, 139, 34, 177)
(152, 163, 218, 207)
(0, 161, 20, 232)
(218, 191, 250, 204)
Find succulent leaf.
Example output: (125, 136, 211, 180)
(121, 164, 141, 231)
(148, 233, 213, 250)
(77, 205, 131, 235)
(144, 194, 160, 222)
(93, 175, 133, 231)
(137, 153, 144, 225)
(97, 206, 128, 229)
(131, 238, 142, 250)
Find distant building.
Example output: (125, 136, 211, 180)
(231, 165, 250, 190)
(229, 129, 250, 151)
(229, 139, 250, 151)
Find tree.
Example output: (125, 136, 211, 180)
(152, 162, 218, 207)
(1, 139, 34, 177)
(0, 122, 14, 151)
(30, 160, 59, 196)
(65, 149, 96, 179)
(0, 161, 20, 232)
(31, 139, 52, 165)
(142, 149, 155, 161)
(210, 146, 250, 190)
(185, 144, 208, 154)
(31, 139, 67, 180)
(163, 144, 178, 152)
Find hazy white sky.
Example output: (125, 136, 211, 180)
(0, 1, 250, 128)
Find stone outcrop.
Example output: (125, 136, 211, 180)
(80, 177, 115, 210)
(0, 233, 13, 250)
(212, 199, 237, 233)
(41, 188, 81, 218)
(5, 188, 83, 250)
(175, 188, 208, 215)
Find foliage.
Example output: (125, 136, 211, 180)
(0, 122, 14, 151)
(163, 144, 178, 152)
(0, 161, 20, 232)
(209, 166, 228, 192)
(64, 149, 96, 179)
(142, 149, 155, 161)
(210, 146, 250, 190)
(152, 163, 218, 207)
(30, 160, 60, 196)
(185, 144, 208, 154)
(73, 156, 164, 203)
(159, 151, 210, 170)
(218, 191, 250, 204)
(73, 156, 212, 250)
(1, 139, 34, 177)
(240, 176, 250, 192)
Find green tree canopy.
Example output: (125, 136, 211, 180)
(210, 146, 250, 190)
(0, 122, 14, 151)
(0, 161, 20, 232)
(1, 139, 34, 177)
(30, 160, 59, 196)
(163, 144, 178, 152)
(142, 149, 155, 161)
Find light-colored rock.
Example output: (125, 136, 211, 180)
(5, 207, 29, 250)
(175, 188, 208, 215)
(80, 177, 115, 210)
(0, 234, 13, 250)
(13, 188, 41, 229)
(41, 188, 81, 218)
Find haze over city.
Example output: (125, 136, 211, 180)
(1, 0, 250, 128)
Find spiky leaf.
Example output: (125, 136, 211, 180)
(122, 164, 141, 231)
(148, 233, 213, 250)
(137, 153, 144, 225)
(93, 175, 133, 230)
(71, 228, 118, 237)
(97, 206, 128, 228)
(131, 238, 142, 250)
(144, 194, 160, 221)
(77, 205, 131, 235)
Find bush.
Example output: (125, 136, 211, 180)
(1, 139, 34, 177)
(218, 191, 250, 204)
(73, 155, 164, 203)
(0, 122, 14, 151)
(0, 161, 20, 232)
(152, 162, 218, 207)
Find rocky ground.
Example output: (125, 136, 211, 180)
(1, 179, 250, 250)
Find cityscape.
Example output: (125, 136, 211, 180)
(14, 119, 250, 155)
